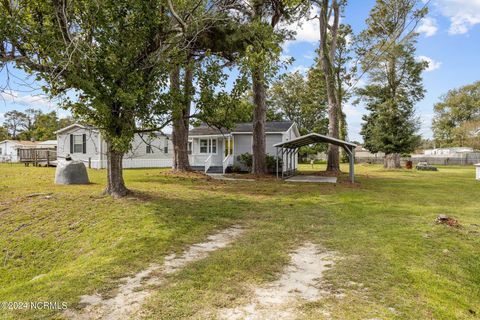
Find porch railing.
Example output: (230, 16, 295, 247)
(204, 154, 213, 173)
(222, 154, 232, 174)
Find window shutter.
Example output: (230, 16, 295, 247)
(70, 134, 73, 154)
(82, 134, 86, 153)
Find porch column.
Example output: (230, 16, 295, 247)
(227, 136, 231, 156)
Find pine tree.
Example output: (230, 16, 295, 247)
(357, 0, 426, 168)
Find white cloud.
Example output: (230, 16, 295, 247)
(289, 65, 309, 74)
(431, 0, 480, 35)
(0, 90, 53, 108)
(417, 17, 438, 37)
(344, 101, 367, 142)
(416, 55, 442, 71)
(303, 52, 315, 60)
(281, 6, 320, 48)
(343, 103, 361, 118)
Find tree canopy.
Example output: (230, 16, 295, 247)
(2, 108, 73, 141)
(432, 80, 480, 147)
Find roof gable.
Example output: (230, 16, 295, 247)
(55, 123, 98, 134)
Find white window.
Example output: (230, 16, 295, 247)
(188, 142, 192, 154)
(200, 139, 208, 153)
(73, 135, 84, 153)
(146, 145, 152, 154)
(199, 139, 217, 154)
(211, 139, 217, 153)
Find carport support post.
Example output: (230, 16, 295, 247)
(345, 146, 355, 183)
(276, 147, 279, 179)
(289, 149, 293, 175)
(281, 148, 285, 179)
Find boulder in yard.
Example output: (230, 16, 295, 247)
(55, 160, 90, 185)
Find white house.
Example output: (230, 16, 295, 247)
(0, 140, 50, 162)
(55, 123, 173, 169)
(188, 121, 300, 173)
(424, 147, 474, 156)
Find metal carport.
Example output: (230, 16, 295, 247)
(273, 133, 357, 183)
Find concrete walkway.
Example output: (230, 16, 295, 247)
(207, 174, 255, 181)
(285, 175, 337, 183)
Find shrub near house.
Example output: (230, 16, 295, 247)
(236, 153, 282, 174)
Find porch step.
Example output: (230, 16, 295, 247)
(207, 166, 223, 173)
(191, 166, 224, 173)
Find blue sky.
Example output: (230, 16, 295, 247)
(1, 0, 480, 142)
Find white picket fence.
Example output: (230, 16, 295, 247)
(87, 158, 173, 169)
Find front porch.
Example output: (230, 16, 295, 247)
(188, 135, 233, 173)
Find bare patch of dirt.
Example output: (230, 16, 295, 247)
(64, 225, 244, 320)
(435, 214, 460, 228)
(218, 243, 335, 320)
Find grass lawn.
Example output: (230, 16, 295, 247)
(0, 163, 479, 319)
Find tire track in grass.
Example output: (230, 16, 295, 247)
(64, 225, 244, 320)
(218, 243, 335, 320)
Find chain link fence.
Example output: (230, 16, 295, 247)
(356, 153, 480, 166)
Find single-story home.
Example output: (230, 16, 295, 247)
(55, 123, 173, 169)
(188, 121, 300, 173)
(0, 140, 53, 162)
(424, 147, 474, 156)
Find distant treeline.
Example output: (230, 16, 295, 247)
(0, 108, 74, 142)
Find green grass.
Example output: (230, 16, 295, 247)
(0, 163, 479, 319)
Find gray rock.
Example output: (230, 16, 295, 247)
(55, 160, 90, 185)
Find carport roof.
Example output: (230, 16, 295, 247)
(273, 133, 357, 149)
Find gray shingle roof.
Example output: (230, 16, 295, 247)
(233, 121, 293, 133)
(188, 125, 229, 136)
(189, 121, 293, 136)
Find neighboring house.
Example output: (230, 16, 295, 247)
(0, 140, 45, 162)
(55, 123, 173, 169)
(355, 145, 385, 159)
(424, 147, 474, 156)
(38, 140, 58, 148)
(188, 121, 300, 173)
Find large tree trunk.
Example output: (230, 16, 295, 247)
(105, 144, 129, 197)
(171, 63, 191, 172)
(252, 67, 267, 175)
(319, 0, 341, 173)
(384, 153, 401, 169)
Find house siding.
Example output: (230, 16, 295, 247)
(57, 127, 102, 162)
(0, 141, 19, 162)
(57, 125, 173, 169)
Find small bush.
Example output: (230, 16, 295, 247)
(237, 152, 283, 174)
(266, 154, 282, 173)
(231, 164, 242, 173)
(237, 153, 253, 171)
